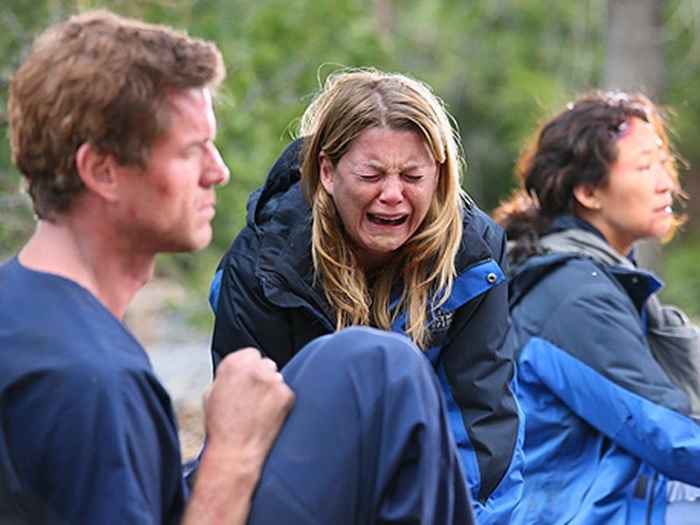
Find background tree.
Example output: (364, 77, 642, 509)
(1, 0, 699, 316)
(605, 0, 666, 271)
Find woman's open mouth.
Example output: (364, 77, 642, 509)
(367, 213, 408, 226)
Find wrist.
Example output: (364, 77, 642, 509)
(200, 441, 265, 490)
(183, 443, 265, 525)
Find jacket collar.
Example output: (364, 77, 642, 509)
(547, 214, 641, 263)
(547, 214, 607, 242)
(509, 218, 662, 312)
(248, 140, 493, 317)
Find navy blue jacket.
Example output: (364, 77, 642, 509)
(210, 139, 523, 523)
(507, 218, 700, 524)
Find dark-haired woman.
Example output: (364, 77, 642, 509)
(494, 92, 700, 524)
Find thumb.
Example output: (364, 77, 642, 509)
(201, 384, 213, 412)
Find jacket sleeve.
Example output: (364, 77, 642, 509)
(522, 280, 700, 485)
(440, 223, 524, 511)
(210, 231, 296, 369)
(4, 366, 183, 524)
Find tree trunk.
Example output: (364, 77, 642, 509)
(605, 0, 665, 95)
(604, 0, 666, 272)
(374, 0, 394, 48)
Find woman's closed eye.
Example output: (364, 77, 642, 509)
(358, 173, 381, 182)
(402, 173, 424, 183)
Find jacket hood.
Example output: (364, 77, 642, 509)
(247, 138, 306, 233)
(508, 252, 576, 309)
(508, 224, 662, 312)
(248, 138, 497, 276)
(239, 138, 505, 326)
(243, 139, 333, 321)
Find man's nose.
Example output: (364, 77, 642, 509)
(203, 143, 230, 187)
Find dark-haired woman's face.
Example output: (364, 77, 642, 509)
(582, 117, 673, 255)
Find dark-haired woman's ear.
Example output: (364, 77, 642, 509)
(573, 184, 602, 212)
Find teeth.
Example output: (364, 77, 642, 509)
(370, 214, 405, 225)
(665, 206, 672, 214)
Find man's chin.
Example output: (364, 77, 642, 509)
(186, 236, 213, 253)
(162, 230, 212, 254)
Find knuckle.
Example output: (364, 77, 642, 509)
(218, 353, 240, 370)
(238, 346, 261, 357)
(279, 383, 295, 403)
(219, 348, 263, 374)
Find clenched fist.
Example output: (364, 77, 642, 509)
(204, 348, 294, 466)
(183, 348, 294, 525)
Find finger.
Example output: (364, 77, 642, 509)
(230, 347, 262, 363)
(237, 346, 262, 357)
(202, 384, 213, 410)
(262, 357, 278, 372)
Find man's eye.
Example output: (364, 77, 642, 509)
(182, 146, 200, 158)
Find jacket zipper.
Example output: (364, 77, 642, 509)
(645, 472, 658, 525)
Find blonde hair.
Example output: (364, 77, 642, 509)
(299, 68, 467, 349)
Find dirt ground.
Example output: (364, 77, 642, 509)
(146, 338, 211, 461)
(125, 279, 211, 461)
(176, 404, 207, 461)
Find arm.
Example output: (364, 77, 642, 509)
(212, 243, 330, 369)
(6, 351, 292, 525)
(440, 219, 523, 508)
(211, 241, 295, 368)
(523, 283, 700, 484)
(182, 349, 294, 525)
(5, 366, 185, 524)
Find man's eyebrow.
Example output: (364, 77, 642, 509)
(184, 136, 213, 148)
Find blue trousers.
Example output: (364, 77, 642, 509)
(247, 327, 474, 525)
(666, 501, 700, 525)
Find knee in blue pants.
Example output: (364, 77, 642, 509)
(247, 327, 473, 525)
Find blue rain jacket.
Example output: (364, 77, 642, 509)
(507, 218, 700, 525)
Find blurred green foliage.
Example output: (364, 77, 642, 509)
(1, 0, 700, 314)
(661, 234, 700, 317)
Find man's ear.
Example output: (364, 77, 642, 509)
(572, 184, 601, 211)
(319, 153, 335, 196)
(75, 143, 120, 203)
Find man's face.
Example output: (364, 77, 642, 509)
(114, 88, 229, 253)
